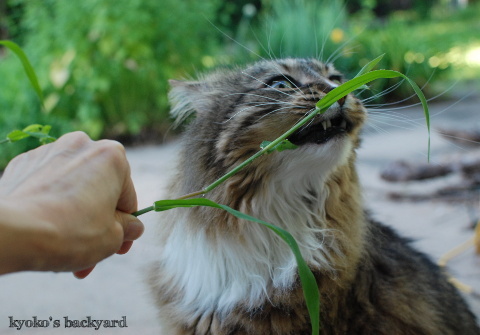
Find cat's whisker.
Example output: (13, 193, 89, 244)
(366, 84, 457, 113)
(205, 17, 267, 63)
(367, 116, 423, 132)
(292, 108, 318, 132)
(364, 67, 441, 108)
(222, 103, 301, 124)
(364, 122, 392, 136)
(422, 89, 475, 119)
(368, 111, 426, 124)
(435, 131, 480, 148)
(361, 81, 405, 104)
(257, 106, 309, 122)
(325, 42, 357, 65)
(224, 92, 299, 105)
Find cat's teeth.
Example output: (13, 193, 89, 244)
(341, 120, 347, 129)
(322, 121, 327, 130)
(326, 120, 332, 128)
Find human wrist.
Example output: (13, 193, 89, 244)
(0, 198, 58, 274)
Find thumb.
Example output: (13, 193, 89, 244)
(115, 211, 145, 242)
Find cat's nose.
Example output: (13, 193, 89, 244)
(336, 95, 346, 107)
(314, 83, 346, 107)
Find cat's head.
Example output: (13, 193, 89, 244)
(169, 58, 367, 201)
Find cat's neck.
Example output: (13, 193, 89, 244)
(210, 150, 367, 274)
(157, 153, 366, 319)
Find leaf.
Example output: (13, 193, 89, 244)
(260, 139, 298, 153)
(316, 69, 430, 160)
(3, 124, 56, 145)
(354, 54, 385, 78)
(154, 198, 320, 335)
(0, 40, 44, 107)
(22, 124, 48, 133)
(6, 130, 30, 142)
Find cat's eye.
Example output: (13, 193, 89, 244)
(270, 80, 294, 89)
(328, 74, 343, 85)
(266, 75, 297, 89)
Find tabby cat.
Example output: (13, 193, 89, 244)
(149, 58, 480, 334)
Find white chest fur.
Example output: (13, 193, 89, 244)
(155, 139, 352, 322)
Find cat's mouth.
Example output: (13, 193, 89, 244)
(289, 115, 353, 146)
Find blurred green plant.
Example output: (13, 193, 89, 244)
(1, 124, 55, 145)
(21, 0, 222, 137)
(256, 0, 348, 60)
(237, 0, 480, 102)
(0, 0, 224, 168)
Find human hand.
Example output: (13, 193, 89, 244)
(0, 132, 144, 278)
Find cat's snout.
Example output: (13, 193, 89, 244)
(311, 82, 346, 107)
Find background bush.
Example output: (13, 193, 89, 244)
(1, 0, 222, 167)
(234, 0, 480, 102)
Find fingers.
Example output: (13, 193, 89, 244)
(115, 210, 145, 241)
(74, 212, 144, 279)
(116, 241, 134, 255)
(73, 266, 96, 279)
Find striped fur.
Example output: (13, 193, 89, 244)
(149, 58, 479, 334)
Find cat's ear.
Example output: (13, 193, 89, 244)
(168, 79, 210, 128)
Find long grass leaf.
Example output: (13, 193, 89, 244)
(0, 40, 44, 107)
(317, 69, 430, 159)
(354, 54, 385, 78)
(154, 198, 320, 335)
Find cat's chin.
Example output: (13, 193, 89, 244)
(274, 135, 354, 179)
(303, 136, 352, 164)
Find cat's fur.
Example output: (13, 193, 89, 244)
(149, 58, 480, 334)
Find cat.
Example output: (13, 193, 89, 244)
(148, 58, 480, 335)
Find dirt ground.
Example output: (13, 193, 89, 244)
(0, 95, 479, 334)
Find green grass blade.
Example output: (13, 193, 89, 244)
(154, 198, 320, 335)
(0, 40, 44, 107)
(316, 69, 430, 159)
(354, 54, 385, 78)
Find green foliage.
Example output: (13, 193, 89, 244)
(0, 0, 222, 140)
(22, 0, 221, 137)
(0, 0, 223, 168)
(1, 124, 55, 145)
(240, 0, 480, 102)
(256, 0, 348, 60)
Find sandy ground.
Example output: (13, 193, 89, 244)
(0, 95, 479, 334)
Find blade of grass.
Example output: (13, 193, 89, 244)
(0, 40, 44, 108)
(153, 198, 320, 335)
(354, 54, 385, 78)
(315, 69, 430, 159)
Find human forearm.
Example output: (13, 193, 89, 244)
(0, 198, 56, 275)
